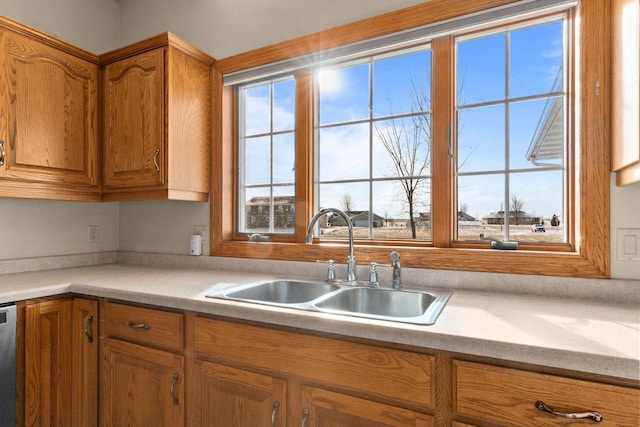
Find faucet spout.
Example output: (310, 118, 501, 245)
(306, 208, 356, 282)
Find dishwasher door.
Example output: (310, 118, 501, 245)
(0, 304, 16, 427)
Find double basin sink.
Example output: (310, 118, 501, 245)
(206, 279, 452, 325)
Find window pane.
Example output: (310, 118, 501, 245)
(318, 63, 369, 125)
(510, 97, 564, 169)
(457, 33, 505, 105)
(319, 123, 370, 181)
(457, 174, 504, 241)
(373, 116, 431, 179)
(373, 50, 432, 117)
(372, 180, 431, 240)
(457, 105, 505, 173)
(244, 85, 271, 135)
(510, 21, 563, 99)
(273, 79, 296, 132)
(273, 132, 295, 183)
(317, 182, 370, 239)
(244, 136, 270, 185)
(238, 77, 296, 235)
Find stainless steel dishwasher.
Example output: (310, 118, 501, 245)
(0, 304, 16, 427)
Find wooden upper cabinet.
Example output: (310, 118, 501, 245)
(101, 33, 214, 202)
(611, 0, 640, 185)
(0, 18, 100, 201)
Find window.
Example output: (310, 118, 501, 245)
(237, 77, 296, 235)
(215, 0, 610, 278)
(455, 19, 568, 244)
(316, 48, 432, 240)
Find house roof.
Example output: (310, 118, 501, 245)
(525, 70, 564, 165)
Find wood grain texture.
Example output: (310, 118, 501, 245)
(192, 317, 434, 413)
(453, 360, 640, 426)
(24, 298, 73, 427)
(71, 298, 98, 427)
(299, 384, 434, 427)
(101, 339, 185, 427)
(102, 301, 184, 352)
(189, 360, 286, 427)
(0, 24, 100, 199)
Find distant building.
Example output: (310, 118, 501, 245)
(245, 196, 295, 229)
(416, 211, 476, 226)
(328, 211, 384, 227)
(482, 210, 542, 225)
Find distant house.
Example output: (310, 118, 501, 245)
(417, 211, 476, 226)
(328, 211, 384, 227)
(245, 196, 295, 229)
(482, 210, 542, 225)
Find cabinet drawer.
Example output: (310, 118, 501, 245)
(453, 360, 640, 426)
(103, 302, 183, 351)
(193, 317, 434, 412)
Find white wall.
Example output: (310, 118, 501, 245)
(0, 199, 119, 259)
(118, 201, 210, 256)
(0, 0, 121, 53)
(118, 0, 428, 59)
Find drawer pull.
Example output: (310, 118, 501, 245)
(153, 147, 160, 171)
(170, 373, 179, 406)
(301, 409, 309, 427)
(127, 321, 150, 330)
(0, 140, 5, 166)
(535, 400, 603, 422)
(83, 315, 94, 343)
(271, 400, 280, 427)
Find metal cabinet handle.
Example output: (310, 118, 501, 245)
(0, 140, 5, 166)
(83, 315, 94, 343)
(271, 401, 280, 427)
(301, 409, 309, 427)
(153, 148, 160, 171)
(170, 373, 179, 406)
(127, 321, 150, 330)
(535, 400, 603, 423)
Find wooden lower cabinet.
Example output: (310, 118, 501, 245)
(297, 384, 433, 426)
(101, 339, 185, 427)
(24, 297, 98, 427)
(453, 360, 640, 427)
(189, 360, 286, 427)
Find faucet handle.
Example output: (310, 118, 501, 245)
(316, 259, 336, 281)
(368, 263, 382, 287)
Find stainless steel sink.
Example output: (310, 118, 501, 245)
(207, 279, 451, 325)
(209, 279, 341, 306)
(313, 287, 450, 325)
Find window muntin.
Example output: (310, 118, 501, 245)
(455, 18, 567, 243)
(237, 77, 296, 235)
(315, 48, 433, 241)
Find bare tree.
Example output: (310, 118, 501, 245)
(376, 75, 471, 239)
(341, 194, 353, 212)
(510, 195, 525, 225)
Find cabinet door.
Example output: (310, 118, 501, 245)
(298, 385, 433, 427)
(189, 360, 285, 427)
(71, 298, 98, 427)
(25, 299, 73, 426)
(103, 48, 165, 189)
(102, 339, 184, 427)
(0, 28, 99, 189)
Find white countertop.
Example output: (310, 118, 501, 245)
(1, 263, 638, 381)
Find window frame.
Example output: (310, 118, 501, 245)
(212, 0, 610, 279)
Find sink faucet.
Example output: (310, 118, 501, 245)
(390, 251, 401, 289)
(306, 208, 356, 282)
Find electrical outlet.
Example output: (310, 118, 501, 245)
(194, 225, 208, 243)
(88, 225, 99, 244)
